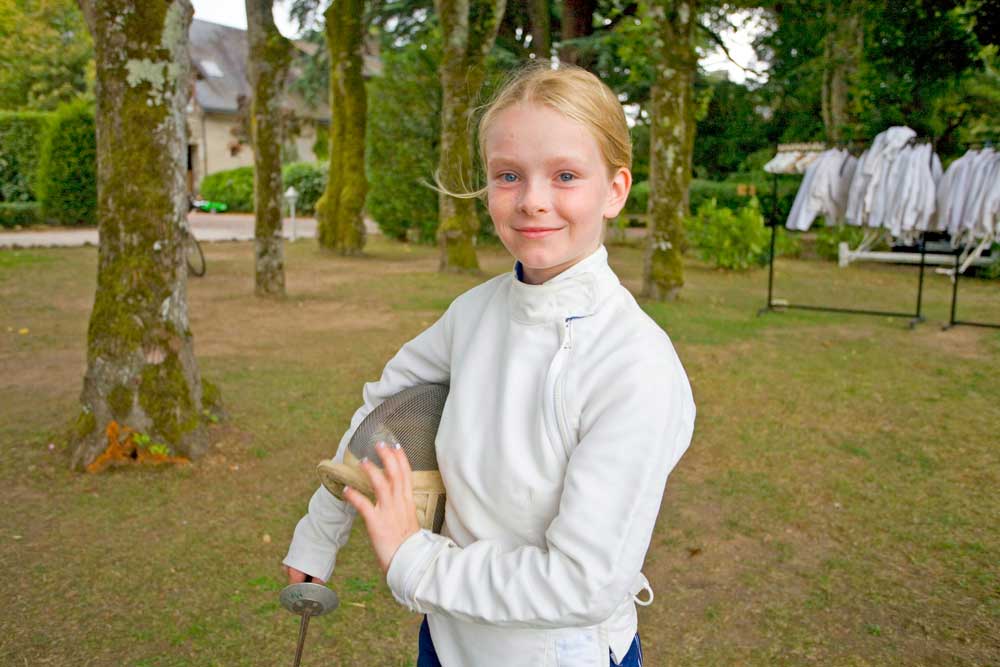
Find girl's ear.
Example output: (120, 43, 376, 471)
(602, 167, 632, 220)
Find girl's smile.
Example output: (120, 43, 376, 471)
(484, 102, 631, 284)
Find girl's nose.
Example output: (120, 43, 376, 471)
(517, 179, 551, 215)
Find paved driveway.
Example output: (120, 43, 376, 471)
(0, 213, 380, 248)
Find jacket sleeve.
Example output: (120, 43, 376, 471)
(283, 306, 454, 582)
(385, 343, 696, 628)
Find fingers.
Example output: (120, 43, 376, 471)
(284, 566, 325, 586)
(375, 441, 414, 499)
(395, 443, 414, 499)
(343, 484, 375, 522)
(377, 442, 403, 490)
(360, 453, 390, 502)
(365, 442, 414, 503)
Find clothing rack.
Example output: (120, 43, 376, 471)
(942, 248, 1000, 330)
(758, 142, 928, 328)
(939, 138, 1000, 330)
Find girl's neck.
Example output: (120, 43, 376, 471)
(518, 243, 602, 285)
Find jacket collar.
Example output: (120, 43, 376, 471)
(508, 245, 620, 324)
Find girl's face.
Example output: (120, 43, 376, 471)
(484, 102, 631, 285)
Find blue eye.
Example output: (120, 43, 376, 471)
(559, 173, 576, 182)
(500, 173, 517, 183)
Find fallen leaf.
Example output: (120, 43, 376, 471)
(262, 533, 271, 544)
(18, 328, 29, 335)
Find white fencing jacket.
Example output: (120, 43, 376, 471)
(846, 126, 917, 227)
(284, 245, 696, 666)
(785, 148, 857, 231)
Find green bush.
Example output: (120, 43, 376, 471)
(727, 172, 801, 227)
(199, 166, 254, 212)
(983, 245, 1000, 280)
(689, 179, 751, 213)
(685, 197, 798, 270)
(0, 202, 41, 228)
(198, 163, 327, 215)
(365, 36, 442, 242)
(35, 99, 96, 225)
(623, 180, 649, 215)
(814, 223, 870, 261)
(282, 162, 327, 215)
(0, 111, 52, 203)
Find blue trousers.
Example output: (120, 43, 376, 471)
(417, 616, 643, 666)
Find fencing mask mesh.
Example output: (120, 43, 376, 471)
(317, 384, 448, 533)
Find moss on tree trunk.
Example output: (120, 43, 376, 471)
(71, 0, 208, 470)
(643, 0, 696, 301)
(316, 0, 367, 255)
(246, 0, 292, 296)
(434, 0, 505, 273)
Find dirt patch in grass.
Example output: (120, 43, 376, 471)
(915, 323, 998, 360)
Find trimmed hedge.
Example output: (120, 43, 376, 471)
(0, 111, 52, 203)
(35, 99, 96, 226)
(0, 202, 42, 228)
(198, 162, 327, 215)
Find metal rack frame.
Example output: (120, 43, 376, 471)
(943, 249, 1000, 330)
(758, 170, 928, 329)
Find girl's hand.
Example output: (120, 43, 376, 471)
(342, 442, 421, 577)
(283, 565, 324, 585)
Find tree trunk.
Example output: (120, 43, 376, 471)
(558, 0, 596, 66)
(642, 0, 696, 301)
(434, 0, 506, 272)
(71, 0, 208, 470)
(316, 0, 368, 254)
(527, 0, 551, 59)
(821, 1, 861, 144)
(246, 0, 292, 296)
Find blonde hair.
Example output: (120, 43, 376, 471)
(430, 61, 632, 200)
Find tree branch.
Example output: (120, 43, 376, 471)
(698, 22, 762, 78)
(603, 2, 639, 31)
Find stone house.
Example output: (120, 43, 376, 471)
(186, 18, 381, 194)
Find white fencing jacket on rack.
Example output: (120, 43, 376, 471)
(846, 126, 917, 227)
(284, 246, 696, 667)
(937, 149, 997, 239)
(875, 143, 942, 240)
(785, 148, 857, 231)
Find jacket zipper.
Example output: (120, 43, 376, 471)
(549, 318, 575, 457)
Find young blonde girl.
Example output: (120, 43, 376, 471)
(284, 61, 696, 667)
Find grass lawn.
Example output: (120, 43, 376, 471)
(1, 238, 998, 666)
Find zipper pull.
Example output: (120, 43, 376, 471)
(562, 318, 573, 350)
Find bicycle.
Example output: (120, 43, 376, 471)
(184, 197, 207, 278)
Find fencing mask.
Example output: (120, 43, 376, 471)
(317, 384, 448, 533)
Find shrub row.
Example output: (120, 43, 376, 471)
(0, 111, 50, 203)
(36, 99, 96, 225)
(0, 102, 96, 226)
(620, 176, 798, 223)
(0, 202, 41, 228)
